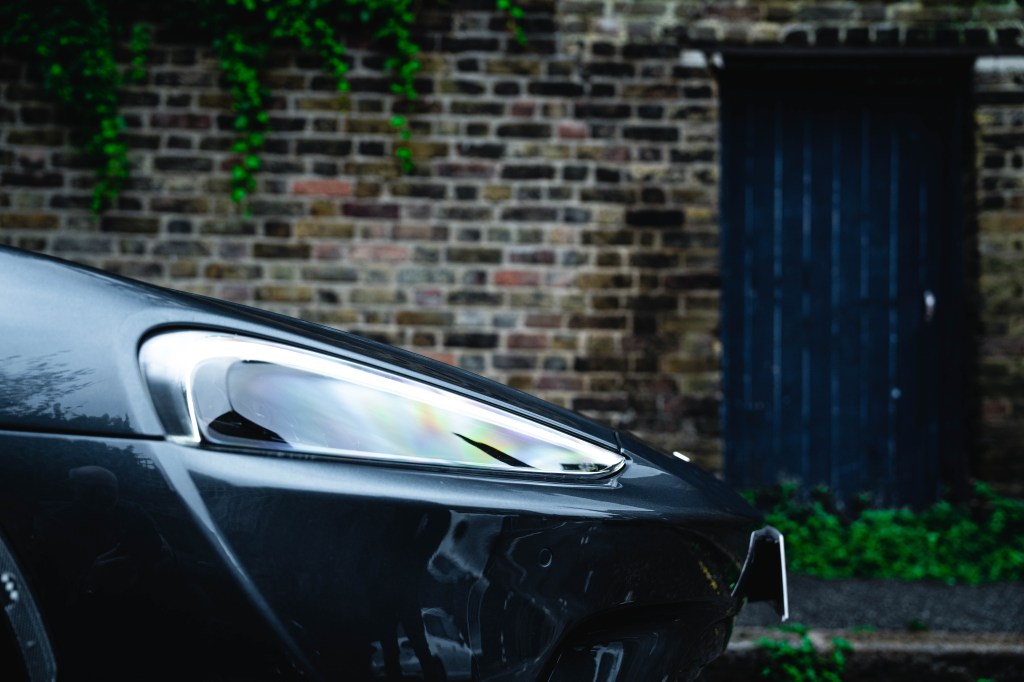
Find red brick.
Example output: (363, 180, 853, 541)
(348, 245, 411, 262)
(293, 180, 353, 196)
(558, 121, 588, 139)
(508, 333, 549, 349)
(494, 270, 542, 286)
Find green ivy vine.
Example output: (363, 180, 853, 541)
(1, 0, 527, 212)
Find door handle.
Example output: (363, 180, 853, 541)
(924, 290, 936, 323)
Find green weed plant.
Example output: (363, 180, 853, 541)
(756, 624, 852, 682)
(751, 483, 1024, 584)
(1, 0, 527, 211)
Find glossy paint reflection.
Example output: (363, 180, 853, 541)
(0, 434, 299, 680)
(167, 438, 753, 681)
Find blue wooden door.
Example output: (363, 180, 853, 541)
(719, 59, 971, 507)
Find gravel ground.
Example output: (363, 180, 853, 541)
(737, 573, 1024, 633)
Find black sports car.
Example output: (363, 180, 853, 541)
(0, 245, 786, 681)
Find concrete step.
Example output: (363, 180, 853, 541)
(703, 628, 1024, 681)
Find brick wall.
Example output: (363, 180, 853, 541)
(2, 0, 1023, 490)
(975, 56, 1024, 494)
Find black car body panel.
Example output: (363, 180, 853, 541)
(0, 246, 783, 681)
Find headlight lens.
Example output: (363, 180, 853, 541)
(139, 331, 624, 477)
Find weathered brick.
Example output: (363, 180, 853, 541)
(253, 243, 311, 259)
(339, 203, 398, 219)
(48, 193, 93, 209)
(447, 247, 502, 264)
(574, 103, 631, 119)
(450, 101, 505, 116)
(6, 130, 65, 146)
(396, 311, 454, 326)
(501, 207, 559, 222)
(445, 332, 499, 348)
(152, 240, 211, 257)
(623, 126, 679, 142)
(348, 245, 411, 262)
(52, 237, 113, 254)
(493, 355, 537, 370)
(625, 209, 684, 228)
(351, 288, 407, 305)
(150, 197, 210, 213)
(292, 180, 353, 196)
(2, 172, 62, 188)
(154, 156, 213, 172)
(496, 123, 552, 139)
(150, 112, 211, 129)
(501, 165, 557, 180)
(528, 81, 585, 97)
(507, 332, 549, 349)
(100, 216, 159, 234)
(200, 219, 256, 236)
(296, 139, 353, 156)
(572, 355, 629, 374)
(255, 286, 314, 303)
(292, 221, 354, 239)
(577, 273, 633, 289)
(581, 188, 637, 204)
(448, 291, 504, 306)
(458, 143, 506, 159)
(663, 272, 720, 289)
(0, 213, 59, 229)
(494, 270, 542, 286)
(205, 263, 262, 279)
(441, 37, 501, 52)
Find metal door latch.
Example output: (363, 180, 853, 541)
(924, 290, 936, 323)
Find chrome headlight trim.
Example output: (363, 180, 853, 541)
(139, 330, 625, 478)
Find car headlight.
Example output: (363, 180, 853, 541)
(139, 331, 624, 477)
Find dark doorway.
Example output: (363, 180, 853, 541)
(718, 57, 972, 507)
